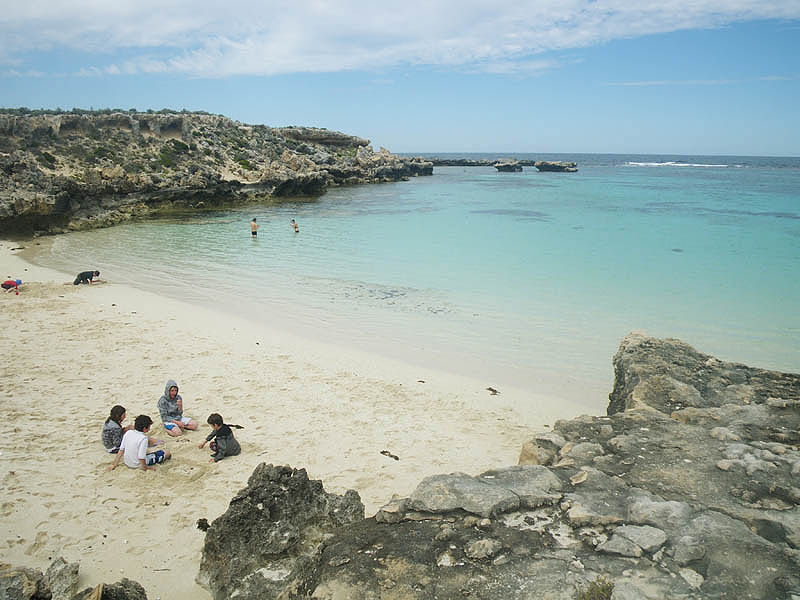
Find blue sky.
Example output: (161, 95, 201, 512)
(1, 1, 799, 156)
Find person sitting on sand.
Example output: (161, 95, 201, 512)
(108, 415, 171, 471)
(198, 413, 243, 463)
(290, 219, 299, 233)
(2, 278, 21, 294)
(250, 218, 259, 237)
(102, 405, 133, 453)
(102, 404, 162, 453)
(157, 379, 198, 437)
(73, 270, 104, 285)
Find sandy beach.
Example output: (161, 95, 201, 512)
(0, 240, 592, 600)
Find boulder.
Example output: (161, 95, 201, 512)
(407, 472, 519, 518)
(196, 463, 364, 600)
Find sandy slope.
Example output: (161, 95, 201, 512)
(0, 240, 588, 600)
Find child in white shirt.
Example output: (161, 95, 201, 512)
(109, 415, 171, 471)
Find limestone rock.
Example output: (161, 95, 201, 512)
(185, 334, 800, 600)
(612, 525, 666, 553)
(596, 534, 643, 557)
(196, 463, 364, 600)
(73, 579, 148, 600)
(407, 472, 519, 518)
(534, 160, 578, 172)
(478, 465, 563, 508)
(0, 111, 433, 235)
(0, 564, 49, 600)
(44, 557, 79, 600)
(672, 535, 706, 565)
(493, 160, 522, 172)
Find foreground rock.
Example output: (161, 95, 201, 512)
(0, 558, 146, 600)
(196, 464, 364, 600)
(0, 110, 432, 234)
(196, 333, 799, 599)
(535, 160, 578, 172)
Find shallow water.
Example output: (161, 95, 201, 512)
(31, 154, 800, 408)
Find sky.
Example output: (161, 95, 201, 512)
(1, 1, 799, 156)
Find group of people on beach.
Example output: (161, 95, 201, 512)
(250, 217, 299, 236)
(104, 379, 242, 472)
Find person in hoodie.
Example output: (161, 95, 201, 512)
(157, 379, 197, 437)
(198, 413, 243, 462)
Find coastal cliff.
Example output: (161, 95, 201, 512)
(0, 110, 432, 235)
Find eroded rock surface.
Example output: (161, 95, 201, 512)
(196, 464, 364, 600)
(196, 333, 799, 598)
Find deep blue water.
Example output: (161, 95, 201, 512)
(33, 154, 800, 408)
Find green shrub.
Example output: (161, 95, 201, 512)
(38, 151, 57, 167)
(158, 139, 189, 168)
(577, 577, 614, 600)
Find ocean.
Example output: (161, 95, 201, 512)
(31, 153, 800, 409)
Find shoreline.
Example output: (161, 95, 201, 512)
(0, 241, 590, 599)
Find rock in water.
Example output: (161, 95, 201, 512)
(534, 160, 578, 172)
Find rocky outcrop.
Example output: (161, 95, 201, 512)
(0, 110, 432, 235)
(535, 160, 578, 172)
(196, 464, 365, 600)
(0, 557, 146, 600)
(429, 158, 538, 167)
(493, 159, 523, 172)
(194, 333, 799, 599)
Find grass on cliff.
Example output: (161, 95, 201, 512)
(577, 577, 614, 600)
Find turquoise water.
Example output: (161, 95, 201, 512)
(33, 154, 800, 408)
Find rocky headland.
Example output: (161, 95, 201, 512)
(0, 110, 433, 235)
(4, 334, 798, 599)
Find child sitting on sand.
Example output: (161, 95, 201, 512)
(157, 379, 198, 437)
(102, 405, 162, 453)
(109, 415, 171, 471)
(198, 413, 242, 462)
(101, 405, 133, 453)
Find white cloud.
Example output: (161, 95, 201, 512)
(607, 78, 743, 86)
(1, 0, 799, 77)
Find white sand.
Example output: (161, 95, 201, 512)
(0, 240, 591, 599)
